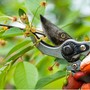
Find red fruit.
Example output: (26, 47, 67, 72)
(81, 83, 90, 90)
(63, 74, 83, 89)
(73, 71, 87, 80)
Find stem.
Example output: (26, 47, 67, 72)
(31, 5, 41, 26)
(0, 24, 24, 30)
(0, 24, 45, 37)
(61, 22, 73, 29)
(0, 16, 12, 19)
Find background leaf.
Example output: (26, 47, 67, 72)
(25, 0, 46, 24)
(14, 62, 38, 89)
(0, 61, 12, 88)
(19, 9, 26, 17)
(74, 26, 90, 37)
(5, 39, 31, 58)
(0, 30, 5, 37)
(2, 28, 23, 37)
(55, 58, 68, 70)
(0, 11, 5, 16)
(35, 70, 69, 89)
(6, 44, 34, 61)
(19, 9, 29, 24)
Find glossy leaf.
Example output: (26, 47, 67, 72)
(0, 12, 5, 16)
(36, 56, 55, 77)
(19, 9, 29, 24)
(43, 77, 66, 89)
(25, 0, 46, 24)
(55, 58, 68, 70)
(6, 44, 34, 61)
(0, 30, 5, 37)
(2, 27, 23, 37)
(5, 39, 31, 58)
(35, 70, 69, 89)
(74, 26, 90, 37)
(0, 61, 12, 88)
(14, 62, 38, 89)
(19, 9, 26, 17)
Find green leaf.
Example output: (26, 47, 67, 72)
(74, 26, 90, 37)
(35, 70, 69, 89)
(6, 44, 34, 61)
(14, 62, 38, 89)
(55, 58, 68, 70)
(25, 0, 46, 24)
(19, 9, 26, 17)
(2, 27, 23, 37)
(36, 56, 55, 77)
(0, 30, 5, 37)
(63, 11, 80, 25)
(5, 39, 31, 58)
(0, 61, 12, 88)
(19, 9, 29, 24)
(0, 72, 6, 89)
(0, 12, 5, 16)
(83, 16, 90, 21)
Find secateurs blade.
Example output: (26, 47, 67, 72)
(40, 15, 72, 45)
(37, 15, 90, 83)
(33, 15, 90, 62)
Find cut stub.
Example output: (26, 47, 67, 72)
(80, 54, 90, 74)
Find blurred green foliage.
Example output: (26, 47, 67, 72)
(0, 0, 90, 89)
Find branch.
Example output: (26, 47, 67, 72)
(0, 24, 46, 37)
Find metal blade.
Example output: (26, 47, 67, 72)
(31, 35, 64, 59)
(40, 15, 72, 45)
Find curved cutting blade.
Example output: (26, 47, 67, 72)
(40, 15, 72, 45)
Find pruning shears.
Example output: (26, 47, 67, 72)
(31, 15, 90, 83)
(0, 15, 90, 82)
(32, 15, 90, 72)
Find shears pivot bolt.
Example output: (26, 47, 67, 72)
(62, 45, 74, 55)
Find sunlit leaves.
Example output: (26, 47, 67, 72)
(55, 58, 68, 70)
(2, 27, 23, 37)
(35, 70, 69, 89)
(5, 39, 31, 58)
(19, 9, 29, 24)
(74, 26, 90, 38)
(0, 12, 7, 22)
(14, 62, 38, 89)
(0, 30, 5, 38)
(0, 61, 12, 88)
(5, 39, 34, 61)
(25, 0, 46, 24)
(0, 12, 5, 16)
